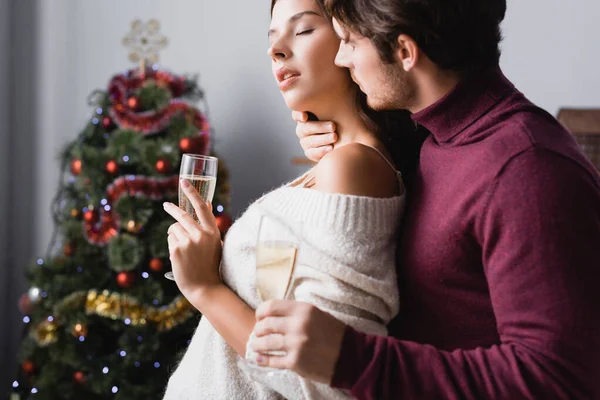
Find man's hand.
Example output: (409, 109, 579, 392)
(293, 111, 338, 163)
(249, 300, 347, 384)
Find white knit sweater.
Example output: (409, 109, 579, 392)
(163, 178, 404, 400)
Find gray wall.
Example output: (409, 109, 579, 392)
(501, 0, 600, 111)
(0, 0, 37, 391)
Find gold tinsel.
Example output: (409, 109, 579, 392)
(29, 290, 195, 346)
(30, 320, 59, 347)
(84, 290, 195, 331)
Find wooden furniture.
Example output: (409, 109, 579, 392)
(557, 108, 600, 170)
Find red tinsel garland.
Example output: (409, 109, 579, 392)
(106, 68, 210, 153)
(84, 175, 178, 245)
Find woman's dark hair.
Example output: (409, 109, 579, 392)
(270, 0, 424, 185)
(325, 0, 506, 76)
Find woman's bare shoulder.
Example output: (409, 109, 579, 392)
(311, 142, 400, 198)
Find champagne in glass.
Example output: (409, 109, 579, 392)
(165, 153, 218, 281)
(178, 175, 217, 223)
(255, 241, 297, 302)
(238, 215, 301, 380)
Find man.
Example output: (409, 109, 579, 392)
(249, 0, 600, 398)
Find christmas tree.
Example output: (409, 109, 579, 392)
(8, 20, 233, 400)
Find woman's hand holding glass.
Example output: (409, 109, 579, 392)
(163, 180, 223, 304)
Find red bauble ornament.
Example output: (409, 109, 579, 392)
(179, 137, 192, 152)
(216, 214, 233, 234)
(116, 272, 136, 288)
(73, 371, 86, 384)
(102, 116, 114, 130)
(105, 160, 119, 175)
(21, 361, 35, 374)
(155, 159, 171, 174)
(127, 96, 139, 110)
(64, 242, 74, 256)
(18, 293, 33, 314)
(149, 258, 164, 272)
(71, 159, 82, 175)
(179, 135, 209, 154)
(83, 210, 98, 223)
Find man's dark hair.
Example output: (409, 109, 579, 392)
(325, 0, 507, 76)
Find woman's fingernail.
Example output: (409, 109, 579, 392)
(181, 179, 190, 188)
(163, 202, 171, 208)
(256, 355, 265, 365)
(325, 146, 333, 153)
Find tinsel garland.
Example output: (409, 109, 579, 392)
(84, 175, 178, 245)
(107, 68, 210, 147)
(29, 290, 196, 346)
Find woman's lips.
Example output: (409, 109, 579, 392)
(275, 66, 301, 91)
(278, 75, 300, 90)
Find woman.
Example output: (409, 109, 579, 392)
(162, 0, 415, 398)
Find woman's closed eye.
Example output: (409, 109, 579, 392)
(296, 28, 315, 36)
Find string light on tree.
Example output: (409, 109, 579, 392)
(126, 220, 142, 233)
(71, 323, 88, 338)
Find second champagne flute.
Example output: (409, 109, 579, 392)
(165, 153, 218, 280)
(238, 214, 301, 380)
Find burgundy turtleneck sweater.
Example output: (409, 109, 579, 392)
(331, 68, 600, 399)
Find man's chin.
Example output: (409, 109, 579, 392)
(366, 96, 391, 111)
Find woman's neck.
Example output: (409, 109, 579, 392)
(309, 93, 377, 151)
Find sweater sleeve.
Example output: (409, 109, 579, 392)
(331, 148, 600, 399)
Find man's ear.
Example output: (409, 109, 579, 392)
(395, 34, 419, 72)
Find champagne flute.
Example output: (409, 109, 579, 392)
(165, 153, 218, 280)
(238, 214, 301, 380)
(255, 215, 299, 303)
